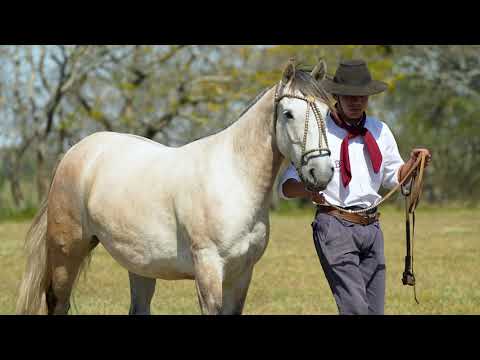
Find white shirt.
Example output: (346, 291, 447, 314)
(278, 112, 405, 208)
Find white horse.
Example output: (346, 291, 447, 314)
(16, 59, 335, 315)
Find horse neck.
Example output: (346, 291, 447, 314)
(227, 86, 283, 202)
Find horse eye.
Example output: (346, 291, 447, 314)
(283, 110, 294, 119)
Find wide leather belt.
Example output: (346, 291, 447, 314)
(316, 205, 380, 225)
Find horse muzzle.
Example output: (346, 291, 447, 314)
(299, 161, 334, 192)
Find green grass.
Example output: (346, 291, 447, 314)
(2, 206, 479, 314)
(0, 181, 39, 222)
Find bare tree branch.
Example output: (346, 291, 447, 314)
(76, 92, 113, 131)
(38, 46, 51, 93)
(158, 45, 188, 64)
(142, 113, 175, 139)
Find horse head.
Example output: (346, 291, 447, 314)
(274, 58, 334, 191)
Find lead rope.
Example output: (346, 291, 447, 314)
(402, 179, 419, 304)
(317, 152, 427, 304)
(319, 154, 426, 214)
(400, 153, 426, 304)
(412, 211, 418, 303)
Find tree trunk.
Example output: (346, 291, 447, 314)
(3, 152, 26, 209)
(10, 175, 25, 209)
(36, 144, 50, 203)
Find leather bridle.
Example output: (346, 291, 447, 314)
(273, 82, 331, 191)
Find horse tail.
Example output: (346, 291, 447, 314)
(16, 198, 50, 314)
(16, 158, 64, 315)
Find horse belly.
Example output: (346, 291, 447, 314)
(147, 237, 195, 280)
(90, 220, 195, 280)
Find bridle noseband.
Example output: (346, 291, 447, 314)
(273, 83, 331, 190)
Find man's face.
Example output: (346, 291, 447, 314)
(336, 95, 369, 120)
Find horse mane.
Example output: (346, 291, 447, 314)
(191, 63, 335, 143)
(286, 65, 336, 113)
(237, 63, 336, 120)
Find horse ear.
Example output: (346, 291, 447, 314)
(281, 58, 296, 85)
(311, 59, 327, 81)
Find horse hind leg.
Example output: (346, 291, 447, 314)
(128, 272, 156, 315)
(47, 220, 98, 315)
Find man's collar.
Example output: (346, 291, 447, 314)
(327, 110, 369, 133)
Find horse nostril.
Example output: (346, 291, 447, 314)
(331, 166, 334, 172)
(309, 168, 317, 182)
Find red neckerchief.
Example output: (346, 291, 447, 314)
(330, 108, 382, 187)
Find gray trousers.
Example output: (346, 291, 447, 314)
(312, 212, 386, 315)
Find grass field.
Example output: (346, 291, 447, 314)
(1, 206, 479, 315)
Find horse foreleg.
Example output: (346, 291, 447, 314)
(128, 272, 156, 315)
(221, 267, 253, 315)
(192, 248, 223, 315)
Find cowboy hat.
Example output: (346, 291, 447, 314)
(320, 59, 388, 96)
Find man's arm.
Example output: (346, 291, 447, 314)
(282, 179, 325, 204)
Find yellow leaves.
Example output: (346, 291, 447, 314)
(207, 102, 222, 112)
(339, 45, 358, 59)
(120, 82, 137, 92)
(90, 110, 105, 122)
(254, 70, 279, 87)
(387, 73, 407, 92)
(267, 45, 326, 67)
(189, 113, 210, 125)
(369, 58, 393, 77)
(238, 46, 252, 61)
(261, 45, 395, 79)
(142, 46, 153, 54)
(119, 115, 133, 127)
(228, 67, 240, 79)
(58, 113, 75, 130)
(193, 81, 227, 97)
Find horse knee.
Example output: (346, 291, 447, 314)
(205, 295, 222, 315)
(192, 248, 224, 314)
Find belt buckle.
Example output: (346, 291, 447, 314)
(365, 211, 378, 223)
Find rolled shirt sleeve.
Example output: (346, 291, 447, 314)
(381, 124, 405, 190)
(277, 164, 301, 200)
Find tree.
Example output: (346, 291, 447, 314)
(387, 45, 480, 203)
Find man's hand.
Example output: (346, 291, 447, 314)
(399, 147, 432, 182)
(411, 148, 432, 168)
(308, 191, 325, 204)
(283, 179, 326, 204)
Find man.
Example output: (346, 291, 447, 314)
(278, 59, 431, 315)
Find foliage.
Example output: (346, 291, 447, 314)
(0, 45, 478, 212)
